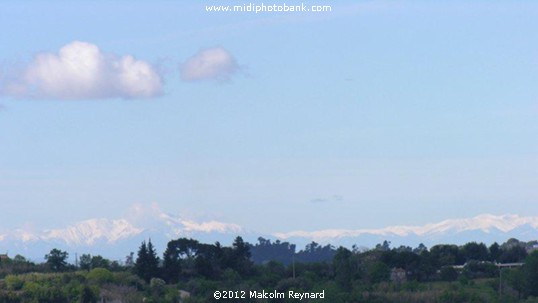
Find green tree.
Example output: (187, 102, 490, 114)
(413, 243, 428, 254)
(368, 261, 390, 284)
(333, 247, 355, 290)
(79, 285, 98, 303)
(90, 255, 111, 269)
(489, 242, 501, 262)
(229, 236, 253, 276)
(45, 248, 69, 271)
(505, 268, 525, 300)
(4, 275, 24, 290)
(500, 245, 528, 263)
(79, 254, 92, 271)
(134, 239, 160, 283)
(440, 266, 458, 281)
(375, 240, 391, 251)
(194, 247, 218, 279)
(523, 251, 538, 297)
(87, 268, 114, 285)
(13, 254, 28, 263)
(461, 242, 489, 262)
(430, 244, 461, 266)
(162, 238, 197, 283)
(232, 236, 251, 260)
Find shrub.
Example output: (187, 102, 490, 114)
(440, 267, 458, 281)
(87, 268, 114, 285)
(4, 275, 23, 290)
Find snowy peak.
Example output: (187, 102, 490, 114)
(0, 204, 244, 248)
(158, 212, 242, 235)
(2, 209, 538, 261)
(410, 214, 538, 235)
(274, 214, 538, 242)
(42, 219, 144, 245)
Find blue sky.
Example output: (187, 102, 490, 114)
(1, 1, 537, 235)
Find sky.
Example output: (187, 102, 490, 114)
(1, 0, 538, 236)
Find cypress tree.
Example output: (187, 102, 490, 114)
(134, 239, 160, 283)
(134, 241, 149, 281)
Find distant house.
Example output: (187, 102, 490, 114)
(125, 252, 134, 267)
(390, 267, 407, 284)
(0, 254, 8, 261)
(528, 243, 538, 253)
(178, 290, 191, 302)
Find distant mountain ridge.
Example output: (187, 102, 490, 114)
(274, 214, 538, 241)
(1, 210, 537, 260)
(43, 219, 143, 246)
(0, 204, 244, 260)
(273, 214, 538, 249)
(0, 217, 241, 247)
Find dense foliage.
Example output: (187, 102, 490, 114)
(0, 237, 538, 302)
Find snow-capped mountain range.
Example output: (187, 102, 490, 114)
(272, 214, 538, 250)
(1, 207, 537, 261)
(274, 214, 538, 241)
(0, 204, 245, 260)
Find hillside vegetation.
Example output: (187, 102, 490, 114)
(1, 237, 538, 302)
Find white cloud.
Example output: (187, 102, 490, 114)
(1, 41, 163, 100)
(180, 47, 240, 82)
